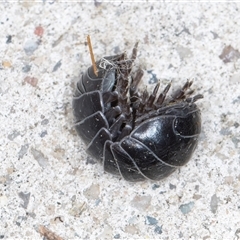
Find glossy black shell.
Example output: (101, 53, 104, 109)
(73, 44, 203, 182)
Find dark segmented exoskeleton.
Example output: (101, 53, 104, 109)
(72, 43, 203, 182)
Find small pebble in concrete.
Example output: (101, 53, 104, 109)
(24, 40, 39, 56)
(18, 192, 31, 209)
(130, 195, 152, 211)
(210, 194, 218, 214)
(31, 147, 49, 168)
(18, 144, 29, 159)
(154, 225, 162, 234)
(179, 201, 195, 215)
(52, 60, 62, 72)
(145, 216, 158, 225)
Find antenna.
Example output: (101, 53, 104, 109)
(87, 35, 98, 77)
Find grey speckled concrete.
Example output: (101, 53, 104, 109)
(1, 2, 240, 239)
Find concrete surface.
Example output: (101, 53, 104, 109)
(0, 2, 240, 239)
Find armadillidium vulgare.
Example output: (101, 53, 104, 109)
(73, 39, 203, 182)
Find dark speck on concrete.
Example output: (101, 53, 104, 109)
(210, 31, 219, 39)
(40, 131, 47, 138)
(145, 216, 158, 225)
(231, 136, 240, 148)
(18, 192, 31, 209)
(233, 96, 240, 104)
(234, 122, 239, 128)
(52, 60, 62, 72)
(8, 130, 20, 141)
(114, 233, 120, 239)
(26, 212, 36, 218)
(41, 119, 49, 125)
(220, 127, 232, 136)
(179, 231, 184, 238)
(159, 190, 166, 194)
(210, 194, 218, 214)
(31, 147, 49, 168)
(152, 184, 160, 190)
(15, 216, 27, 227)
(22, 64, 32, 73)
(219, 45, 240, 63)
(169, 183, 176, 190)
(18, 144, 29, 159)
(6, 35, 12, 44)
(154, 225, 162, 234)
(95, 199, 101, 206)
(94, 0, 102, 7)
(175, 27, 191, 36)
(147, 70, 158, 84)
(15, 222, 20, 227)
(86, 156, 96, 165)
(113, 46, 120, 54)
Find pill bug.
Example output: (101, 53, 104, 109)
(72, 42, 203, 182)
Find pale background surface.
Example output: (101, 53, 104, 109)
(1, 2, 240, 239)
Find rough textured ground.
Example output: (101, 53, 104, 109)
(1, 2, 240, 239)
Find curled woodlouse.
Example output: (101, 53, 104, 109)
(72, 40, 203, 182)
